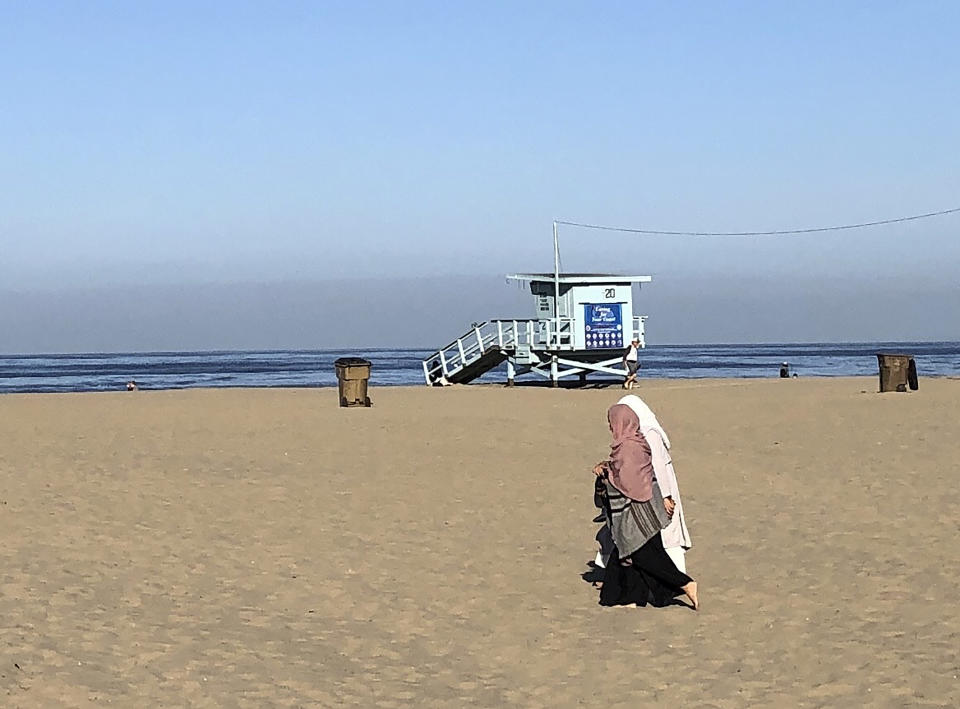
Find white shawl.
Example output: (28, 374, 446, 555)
(617, 395, 692, 550)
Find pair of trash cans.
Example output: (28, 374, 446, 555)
(334, 357, 372, 407)
(876, 353, 918, 393)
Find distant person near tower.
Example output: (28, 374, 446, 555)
(623, 339, 641, 389)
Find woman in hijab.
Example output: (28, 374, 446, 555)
(618, 394, 692, 574)
(593, 404, 699, 609)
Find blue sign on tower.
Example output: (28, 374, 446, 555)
(583, 303, 623, 350)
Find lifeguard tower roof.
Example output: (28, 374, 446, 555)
(507, 273, 652, 284)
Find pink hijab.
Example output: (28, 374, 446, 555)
(607, 404, 654, 502)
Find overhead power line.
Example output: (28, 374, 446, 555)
(556, 205, 960, 237)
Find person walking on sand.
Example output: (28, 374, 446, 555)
(622, 339, 640, 389)
(593, 404, 698, 609)
(618, 394, 692, 573)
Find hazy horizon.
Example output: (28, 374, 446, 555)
(2, 271, 958, 354)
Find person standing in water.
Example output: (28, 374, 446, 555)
(593, 404, 698, 609)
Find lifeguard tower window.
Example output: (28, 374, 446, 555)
(421, 272, 652, 387)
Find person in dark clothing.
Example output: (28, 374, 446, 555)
(592, 404, 699, 609)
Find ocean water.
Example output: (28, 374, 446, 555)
(0, 342, 958, 394)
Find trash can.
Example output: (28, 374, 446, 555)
(334, 357, 372, 407)
(876, 354, 918, 393)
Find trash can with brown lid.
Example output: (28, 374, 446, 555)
(334, 357, 372, 407)
(876, 353, 918, 393)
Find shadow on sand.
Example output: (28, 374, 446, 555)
(581, 560, 693, 609)
(504, 378, 627, 390)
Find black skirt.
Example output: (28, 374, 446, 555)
(599, 533, 692, 608)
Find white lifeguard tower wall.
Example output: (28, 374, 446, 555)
(510, 273, 652, 351)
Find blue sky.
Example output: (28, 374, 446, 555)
(1, 2, 958, 348)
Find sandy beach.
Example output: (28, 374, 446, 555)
(1, 377, 958, 707)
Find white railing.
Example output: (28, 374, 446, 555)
(422, 317, 575, 384)
(533, 317, 575, 349)
(632, 315, 648, 348)
(421, 315, 643, 384)
(423, 315, 647, 384)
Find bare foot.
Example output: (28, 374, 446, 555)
(682, 581, 699, 610)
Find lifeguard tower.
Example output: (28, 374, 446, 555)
(421, 271, 652, 386)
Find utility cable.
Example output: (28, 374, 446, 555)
(555, 205, 960, 237)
